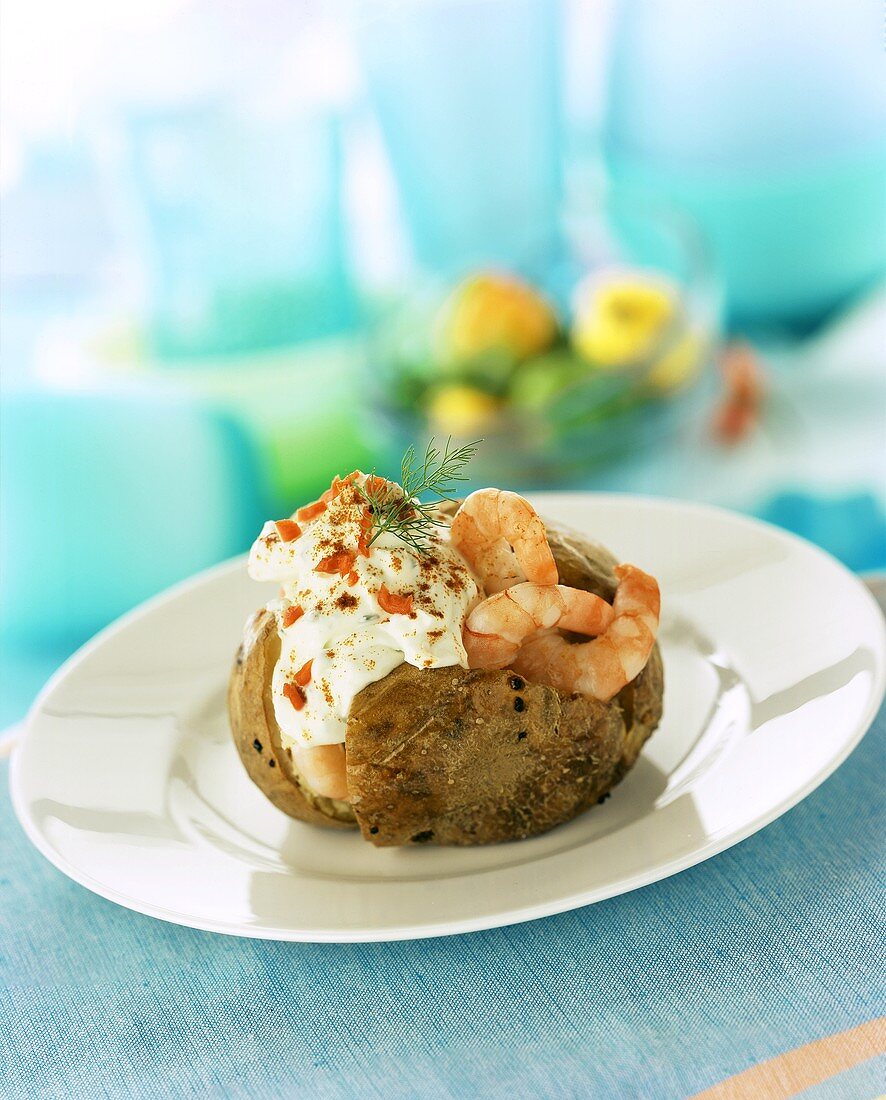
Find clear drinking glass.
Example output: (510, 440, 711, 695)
(603, 0, 886, 328)
(356, 0, 566, 274)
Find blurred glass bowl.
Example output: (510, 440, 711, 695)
(364, 189, 722, 486)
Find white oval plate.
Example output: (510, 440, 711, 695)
(11, 495, 886, 942)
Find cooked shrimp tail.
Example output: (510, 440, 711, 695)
(463, 583, 615, 669)
(510, 564, 660, 701)
(291, 743, 348, 801)
(450, 488, 558, 594)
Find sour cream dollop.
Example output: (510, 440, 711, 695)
(247, 476, 480, 749)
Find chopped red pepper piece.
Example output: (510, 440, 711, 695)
(319, 470, 361, 504)
(296, 500, 327, 522)
(320, 477, 342, 504)
(357, 508, 373, 557)
(282, 682, 306, 710)
(281, 605, 304, 628)
(365, 474, 389, 496)
(315, 550, 356, 576)
(377, 584, 414, 615)
(293, 659, 313, 687)
(275, 519, 302, 542)
(347, 570, 359, 586)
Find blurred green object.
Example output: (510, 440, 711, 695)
(150, 339, 377, 508)
(508, 351, 586, 411)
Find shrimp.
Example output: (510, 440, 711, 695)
(291, 743, 348, 802)
(510, 564, 660, 702)
(450, 488, 558, 594)
(463, 583, 615, 669)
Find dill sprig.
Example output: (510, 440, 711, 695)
(356, 437, 480, 554)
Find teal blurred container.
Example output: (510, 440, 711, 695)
(603, 0, 886, 327)
(0, 327, 376, 651)
(357, 0, 565, 272)
(0, 390, 266, 647)
(94, 1, 355, 362)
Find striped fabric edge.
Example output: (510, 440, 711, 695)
(690, 1017, 886, 1100)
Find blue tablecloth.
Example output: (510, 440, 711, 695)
(2, 696, 884, 1099)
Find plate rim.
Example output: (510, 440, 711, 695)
(9, 492, 886, 942)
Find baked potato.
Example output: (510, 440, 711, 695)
(228, 518, 663, 846)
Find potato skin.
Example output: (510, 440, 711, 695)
(228, 610, 356, 828)
(347, 637, 662, 847)
(228, 517, 663, 845)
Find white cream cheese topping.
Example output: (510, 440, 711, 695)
(247, 477, 479, 749)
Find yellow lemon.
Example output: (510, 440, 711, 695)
(426, 384, 501, 436)
(573, 276, 676, 368)
(648, 331, 702, 391)
(437, 272, 558, 365)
